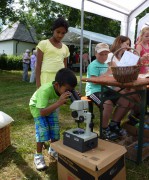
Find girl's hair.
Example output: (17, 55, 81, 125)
(110, 35, 131, 53)
(137, 27, 149, 44)
(51, 17, 69, 32)
(55, 68, 77, 88)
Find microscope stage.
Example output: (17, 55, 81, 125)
(65, 128, 97, 141)
(63, 128, 98, 152)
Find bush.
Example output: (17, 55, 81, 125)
(0, 55, 23, 70)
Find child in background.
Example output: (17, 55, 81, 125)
(135, 27, 149, 108)
(82, 51, 89, 73)
(29, 68, 77, 170)
(36, 17, 70, 88)
(105, 35, 131, 66)
(135, 27, 149, 74)
(30, 50, 37, 83)
(86, 43, 130, 140)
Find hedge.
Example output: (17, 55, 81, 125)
(0, 54, 23, 70)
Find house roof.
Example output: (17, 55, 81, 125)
(0, 22, 38, 44)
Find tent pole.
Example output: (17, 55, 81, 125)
(89, 39, 91, 63)
(79, 0, 84, 94)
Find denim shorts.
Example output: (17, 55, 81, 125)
(34, 112, 60, 142)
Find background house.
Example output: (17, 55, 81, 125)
(0, 22, 38, 56)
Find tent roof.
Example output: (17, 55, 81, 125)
(137, 13, 149, 37)
(52, 0, 148, 22)
(63, 27, 115, 45)
(52, 0, 149, 45)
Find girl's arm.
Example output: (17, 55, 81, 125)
(36, 48, 43, 88)
(135, 44, 142, 56)
(64, 58, 67, 68)
(136, 44, 149, 62)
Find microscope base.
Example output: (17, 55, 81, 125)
(63, 128, 98, 153)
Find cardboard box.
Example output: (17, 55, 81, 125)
(51, 139, 127, 180)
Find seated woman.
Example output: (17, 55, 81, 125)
(105, 35, 141, 124)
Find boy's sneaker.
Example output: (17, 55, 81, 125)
(102, 127, 119, 140)
(48, 147, 58, 160)
(109, 124, 127, 137)
(34, 154, 47, 170)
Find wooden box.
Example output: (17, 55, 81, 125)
(0, 125, 11, 153)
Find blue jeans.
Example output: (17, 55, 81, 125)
(30, 66, 35, 83)
(22, 63, 29, 81)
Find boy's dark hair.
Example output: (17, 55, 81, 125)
(55, 68, 77, 88)
(51, 17, 69, 32)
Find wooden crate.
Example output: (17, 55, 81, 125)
(118, 136, 149, 161)
(0, 125, 11, 153)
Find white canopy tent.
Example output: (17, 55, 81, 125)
(52, 0, 149, 43)
(137, 13, 149, 37)
(63, 27, 115, 45)
(63, 27, 115, 63)
(52, 0, 149, 92)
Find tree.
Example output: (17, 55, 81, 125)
(18, 0, 81, 39)
(14, 0, 120, 40)
(0, 0, 16, 24)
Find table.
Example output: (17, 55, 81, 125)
(82, 75, 149, 164)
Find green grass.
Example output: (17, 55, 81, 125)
(0, 70, 149, 180)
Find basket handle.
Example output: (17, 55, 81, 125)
(111, 47, 140, 65)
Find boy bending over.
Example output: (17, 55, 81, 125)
(29, 68, 77, 170)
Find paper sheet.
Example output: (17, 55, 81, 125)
(117, 51, 140, 67)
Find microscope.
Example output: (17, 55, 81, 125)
(63, 90, 98, 153)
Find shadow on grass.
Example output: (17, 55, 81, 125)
(0, 145, 58, 180)
(46, 158, 58, 179)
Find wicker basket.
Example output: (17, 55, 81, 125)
(0, 125, 11, 153)
(111, 48, 140, 83)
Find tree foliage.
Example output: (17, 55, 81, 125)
(14, 0, 120, 39)
(17, 0, 81, 39)
(0, 0, 16, 24)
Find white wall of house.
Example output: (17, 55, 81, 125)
(0, 41, 13, 55)
(0, 40, 37, 56)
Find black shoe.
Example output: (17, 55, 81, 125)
(102, 127, 119, 140)
(109, 121, 127, 137)
(110, 125, 127, 137)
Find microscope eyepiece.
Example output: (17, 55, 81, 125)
(69, 90, 81, 102)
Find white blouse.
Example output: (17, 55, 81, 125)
(105, 52, 119, 65)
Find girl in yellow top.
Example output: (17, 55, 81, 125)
(36, 17, 70, 88)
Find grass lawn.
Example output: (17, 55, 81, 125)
(0, 70, 149, 180)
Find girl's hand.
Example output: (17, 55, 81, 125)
(141, 53, 149, 65)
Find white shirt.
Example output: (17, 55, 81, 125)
(105, 52, 119, 65)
